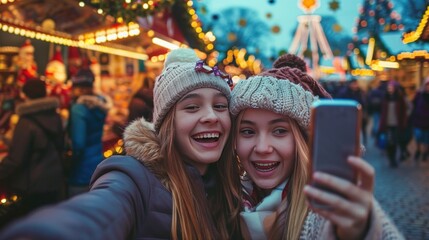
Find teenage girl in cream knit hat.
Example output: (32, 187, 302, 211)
(231, 54, 404, 240)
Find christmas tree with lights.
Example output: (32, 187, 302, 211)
(355, 0, 403, 40)
(347, 0, 403, 69)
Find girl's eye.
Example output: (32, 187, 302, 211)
(214, 103, 228, 110)
(240, 128, 254, 136)
(184, 105, 199, 111)
(273, 128, 288, 135)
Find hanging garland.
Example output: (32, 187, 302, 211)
(84, 0, 175, 23)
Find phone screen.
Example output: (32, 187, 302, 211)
(309, 99, 362, 208)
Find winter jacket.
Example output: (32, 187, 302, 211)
(0, 118, 215, 240)
(240, 176, 405, 240)
(379, 94, 407, 132)
(367, 86, 385, 114)
(0, 97, 64, 194)
(410, 92, 429, 129)
(68, 94, 109, 185)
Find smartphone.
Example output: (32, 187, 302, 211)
(309, 99, 362, 209)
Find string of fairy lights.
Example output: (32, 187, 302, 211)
(402, 6, 429, 44)
(0, 0, 217, 62)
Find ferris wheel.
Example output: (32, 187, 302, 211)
(289, 0, 333, 79)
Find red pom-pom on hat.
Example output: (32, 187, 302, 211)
(261, 53, 332, 99)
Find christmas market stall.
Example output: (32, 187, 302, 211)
(400, 5, 429, 98)
(0, 0, 214, 157)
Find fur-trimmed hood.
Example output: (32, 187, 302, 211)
(123, 117, 217, 194)
(123, 118, 161, 166)
(16, 97, 59, 116)
(76, 95, 112, 112)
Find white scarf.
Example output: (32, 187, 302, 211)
(240, 180, 288, 240)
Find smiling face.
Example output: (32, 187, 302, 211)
(174, 88, 231, 174)
(236, 108, 295, 190)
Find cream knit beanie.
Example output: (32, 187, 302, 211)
(230, 54, 331, 128)
(153, 48, 232, 132)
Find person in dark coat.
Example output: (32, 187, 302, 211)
(367, 81, 386, 138)
(378, 81, 407, 168)
(336, 78, 369, 145)
(0, 48, 242, 239)
(410, 77, 429, 162)
(0, 79, 64, 229)
(127, 78, 154, 123)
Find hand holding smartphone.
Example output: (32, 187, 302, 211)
(308, 99, 362, 209)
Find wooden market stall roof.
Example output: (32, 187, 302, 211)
(0, 0, 213, 60)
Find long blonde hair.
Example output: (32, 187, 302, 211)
(158, 109, 242, 239)
(233, 115, 310, 240)
(268, 119, 310, 240)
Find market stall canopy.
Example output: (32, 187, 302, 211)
(380, 32, 429, 55)
(0, 0, 206, 59)
(402, 5, 429, 44)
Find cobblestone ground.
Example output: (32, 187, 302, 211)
(365, 137, 429, 240)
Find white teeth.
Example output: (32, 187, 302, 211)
(254, 162, 277, 167)
(253, 162, 279, 172)
(194, 132, 220, 139)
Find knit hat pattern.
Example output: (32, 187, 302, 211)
(153, 48, 231, 132)
(230, 54, 330, 128)
(231, 75, 317, 128)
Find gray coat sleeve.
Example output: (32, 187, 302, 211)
(0, 168, 142, 240)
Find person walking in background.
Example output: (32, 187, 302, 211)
(410, 77, 429, 163)
(0, 48, 242, 239)
(378, 81, 407, 168)
(398, 87, 413, 162)
(0, 79, 64, 229)
(67, 66, 110, 197)
(367, 81, 386, 140)
(111, 77, 154, 141)
(127, 77, 154, 123)
(336, 78, 369, 145)
(231, 54, 404, 239)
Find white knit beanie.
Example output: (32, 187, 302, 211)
(231, 76, 317, 128)
(153, 48, 232, 132)
(230, 54, 331, 128)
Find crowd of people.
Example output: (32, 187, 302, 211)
(0, 60, 111, 227)
(323, 76, 429, 168)
(1, 47, 427, 239)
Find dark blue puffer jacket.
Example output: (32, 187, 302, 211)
(68, 94, 109, 185)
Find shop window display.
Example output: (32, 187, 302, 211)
(0, 46, 20, 156)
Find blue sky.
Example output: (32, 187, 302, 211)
(201, 0, 370, 52)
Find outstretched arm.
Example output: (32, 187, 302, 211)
(0, 170, 140, 240)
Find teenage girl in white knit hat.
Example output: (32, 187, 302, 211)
(0, 48, 242, 239)
(231, 54, 404, 240)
